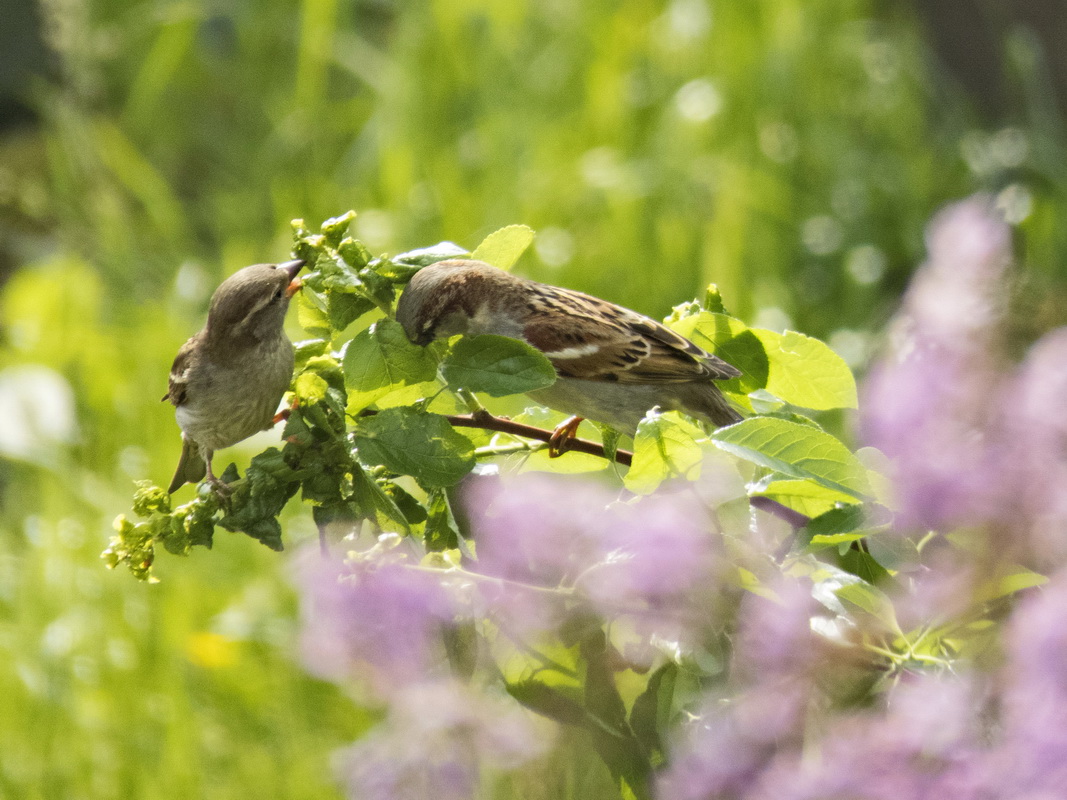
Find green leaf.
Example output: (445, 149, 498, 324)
(352, 408, 475, 487)
(713, 418, 873, 500)
(387, 484, 429, 525)
(216, 449, 301, 550)
(668, 312, 768, 392)
(753, 478, 860, 518)
(802, 504, 892, 549)
(293, 372, 329, 405)
(471, 224, 536, 270)
(804, 504, 870, 539)
(752, 329, 858, 410)
(296, 291, 331, 338)
(342, 319, 439, 410)
(624, 411, 705, 495)
(320, 210, 356, 245)
(703, 284, 727, 314)
(337, 236, 372, 269)
(314, 252, 365, 294)
(835, 579, 898, 631)
(629, 662, 676, 766)
(439, 334, 557, 397)
(838, 547, 892, 586)
(507, 680, 590, 727)
(327, 292, 374, 331)
(976, 567, 1048, 603)
(349, 464, 410, 532)
(392, 242, 469, 267)
(294, 338, 330, 370)
(580, 630, 653, 800)
(423, 488, 462, 551)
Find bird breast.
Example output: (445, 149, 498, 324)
(175, 337, 293, 452)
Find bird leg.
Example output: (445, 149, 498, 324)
(548, 416, 584, 458)
(202, 453, 233, 499)
(272, 396, 300, 426)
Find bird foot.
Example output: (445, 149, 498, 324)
(272, 397, 300, 426)
(548, 416, 584, 458)
(202, 473, 234, 506)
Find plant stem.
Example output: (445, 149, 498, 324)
(357, 409, 811, 529)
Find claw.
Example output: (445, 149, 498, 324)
(202, 461, 233, 505)
(548, 416, 584, 458)
(272, 397, 300, 426)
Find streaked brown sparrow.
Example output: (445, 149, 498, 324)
(395, 259, 741, 441)
(165, 259, 305, 493)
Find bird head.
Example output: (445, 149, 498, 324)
(205, 259, 305, 345)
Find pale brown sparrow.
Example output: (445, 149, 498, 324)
(395, 259, 742, 440)
(165, 259, 305, 493)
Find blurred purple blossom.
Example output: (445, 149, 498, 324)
(978, 569, 1067, 795)
(465, 474, 723, 642)
(860, 196, 1012, 531)
(658, 571, 1067, 800)
(333, 679, 550, 800)
(1007, 327, 1067, 563)
(657, 684, 808, 799)
(734, 576, 819, 680)
(755, 675, 979, 800)
(293, 550, 456, 697)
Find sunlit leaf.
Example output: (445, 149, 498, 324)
(439, 334, 556, 397)
(752, 329, 858, 410)
(352, 408, 475, 487)
(624, 411, 705, 495)
(713, 418, 872, 500)
(471, 224, 536, 270)
(753, 478, 859, 518)
(342, 319, 438, 410)
(392, 242, 470, 267)
(668, 311, 768, 392)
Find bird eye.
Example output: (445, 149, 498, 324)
(272, 288, 284, 301)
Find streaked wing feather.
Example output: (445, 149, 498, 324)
(523, 288, 739, 384)
(165, 336, 199, 406)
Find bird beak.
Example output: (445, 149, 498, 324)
(280, 259, 305, 298)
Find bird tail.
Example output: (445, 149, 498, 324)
(681, 383, 744, 428)
(168, 438, 206, 493)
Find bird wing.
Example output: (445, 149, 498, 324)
(522, 288, 740, 385)
(163, 335, 200, 406)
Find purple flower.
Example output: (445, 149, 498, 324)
(333, 679, 551, 800)
(465, 475, 723, 644)
(292, 550, 456, 697)
(466, 474, 612, 588)
(980, 570, 1067, 795)
(860, 196, 1013, 531)
(657, 687, 808, 800)
(734, 577, 818, 681)
(1006, 327, 1067, 562)
(754, 676, 979, 800)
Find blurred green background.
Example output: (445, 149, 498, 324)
(1, 0, 1065, 796)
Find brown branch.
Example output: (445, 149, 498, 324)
(446, 411, 633, 465)
(357, 409, 809, 529)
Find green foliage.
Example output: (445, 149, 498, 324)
(108, 215, 871, 582)
(8, 1, 1066, 796)
(99, 215, 899, 798)
(470, 224, 537, 270)
(440, 335, 558, 397)
(713, 418, 873, 500)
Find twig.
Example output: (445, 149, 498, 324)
(356, 409, 809, 529)
(446, 411, 632, 464)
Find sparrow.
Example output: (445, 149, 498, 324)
(395, 259, 742, 446)
(164, 259, 305, 493)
